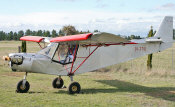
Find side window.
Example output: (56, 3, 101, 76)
(37, 43, 58, 58)
(52, 44, 78, 64)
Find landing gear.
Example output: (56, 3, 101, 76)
(15, 72, 81, 94)
(16, 80, 30, 93)
(68, 76, 81, 94)
(16, 72, 30, 93)
(52, 76, 64, 88)
(68, 82, 81, 94)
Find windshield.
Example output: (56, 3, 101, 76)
(37, 43, 58, 58)
(52, 44, 78, 65)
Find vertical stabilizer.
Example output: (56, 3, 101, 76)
(154, 16, 173, 42)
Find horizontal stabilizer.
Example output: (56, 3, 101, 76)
(145, 38, 162, 42)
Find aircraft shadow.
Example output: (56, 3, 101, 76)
(28, 91, 45, 94)
(82, 79, 175, 101)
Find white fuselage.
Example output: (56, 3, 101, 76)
(9, 41, 172, 76)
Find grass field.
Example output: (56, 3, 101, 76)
(1, 41, 175, 107)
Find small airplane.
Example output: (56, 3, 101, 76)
(3, 16, 174, 94)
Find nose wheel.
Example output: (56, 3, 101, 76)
(16, 72, 30, 93)
(16, 80, 30, 93)
(52, 77, 64, 88)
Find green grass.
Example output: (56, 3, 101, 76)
(0, 41, 175, 107)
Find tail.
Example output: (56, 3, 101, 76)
(154, 16, 173, 43)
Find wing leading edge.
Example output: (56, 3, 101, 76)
(20, 32, 133, 45)
(50, 33, 92, 43)
(20, 36, 51, 43)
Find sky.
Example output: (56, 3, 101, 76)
(0, 0, 175, 36)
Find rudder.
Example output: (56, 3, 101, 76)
(154, 16, 173, 43)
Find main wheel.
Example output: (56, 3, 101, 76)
(52, 77, 64, 88)
(68, 82, 81, 94)
(16, 80, 30, 93)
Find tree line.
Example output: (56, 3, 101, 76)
(0, 25, 93, 41)
(0, 25, 145, 41)
(124, 35, 142, 40)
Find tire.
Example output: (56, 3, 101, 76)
(16, 80, 30, 93)
(52, 77, 64, 88)
(12, 68, 16, 71)
(68, 82, 81, 94)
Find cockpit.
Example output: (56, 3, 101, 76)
(37, 43, 78, 65)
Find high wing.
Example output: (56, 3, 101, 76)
(20, 36, 52, 43)
(50, 32, 131, 45)
(87, 32, 129, 44)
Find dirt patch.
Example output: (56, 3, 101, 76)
(147, 90, 175, 101)
(90, 72, 113, 80)
(2, 72, 24, 77)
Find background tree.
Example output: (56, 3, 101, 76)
(130, 35, 135, 39)
(79, 31, 83, 34)
(32, 31, 37, 36)
(58, 29, 64, 36)
(44, 30, 51, 37)
(0, 31, 3, 40)
(94, 30, 99, 32)
(147, 26, 154, 70)
(125, 35, 142, 40)
(36, 30, 43, 36)
(18, 30, 26, 52)
(51, 29, 57, 37)
(173, 29, 175, 40)
(13, 32, 18, 40)
(62, 25, 77, 35)
(9, 31, 13, 40)
(18, 30, 24, 40)
(25, 29, 32, 35)
(21, 41, 27, 52)
(0, 31, 6, 40)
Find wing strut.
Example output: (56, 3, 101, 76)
(69, 44, 78, 74)
(37, 43, 43, 49)
(68, 45, 99, 75)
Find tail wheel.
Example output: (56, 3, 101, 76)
(16, 80, 30, 93)
(52, 77, 64, 88)
(68, 82, 81, 94)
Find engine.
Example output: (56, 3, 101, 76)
(3, 55, 23, 65)
(10, 55, 23, 65)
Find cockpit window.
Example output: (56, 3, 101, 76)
(37, 43, 58, 58)
(52, 44, 78, 65)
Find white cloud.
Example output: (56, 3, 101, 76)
(155, 3, 175, 11)
(0, 11, 174, 36)
(56, 0, 78, 2)
(96, 4, 108, 8)
(95, 0, 109, 8)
